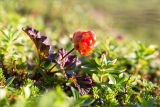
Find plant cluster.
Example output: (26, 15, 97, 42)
(0, 25, 160, 107)
(0, 0, 160, 106)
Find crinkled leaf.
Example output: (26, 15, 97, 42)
(55, 48, 80, 68)
(22, 26, 53, 59)
(68, 74, 95, 95)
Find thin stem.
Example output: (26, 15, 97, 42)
(47, 48, 75, 73)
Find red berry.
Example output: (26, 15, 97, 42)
(72, 31, 96, 56)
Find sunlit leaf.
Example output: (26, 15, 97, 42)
(108, 74, 116, 84)
(92, 73, 100, 83)
(22, 26, 53, 59)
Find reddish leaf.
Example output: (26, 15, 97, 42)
(55, 48, 80, 69)
(22, 26, 53, 59)
(66, 72, 95, 95)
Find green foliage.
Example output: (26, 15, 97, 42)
(0, 0, 160, 107)
(0, 68, 5, 86)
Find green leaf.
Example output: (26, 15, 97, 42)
(81, 98, 95, 106)
(6, 76, 15, 87)
(108, 74, 116, 84)
(24, 84, 31, 99)
(106, 67, 126, 74)
(94, 57, 100, 65)
(81, 65, 98, 74)
(0, 68, 2, 72)
(92, 73, 100, 83)
(109, 59, 117, 65)
(71, 87, 80, 100)
(0, 30, 9, 39)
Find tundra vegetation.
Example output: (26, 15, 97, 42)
(0, 0, 160, 107)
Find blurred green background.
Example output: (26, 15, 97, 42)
(0, 0, 160, 45)
(0, 1, 160, 106)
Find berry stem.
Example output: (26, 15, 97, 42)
(47, 48, 75, 73)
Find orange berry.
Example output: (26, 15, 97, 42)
(73, 31, 96, 56)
